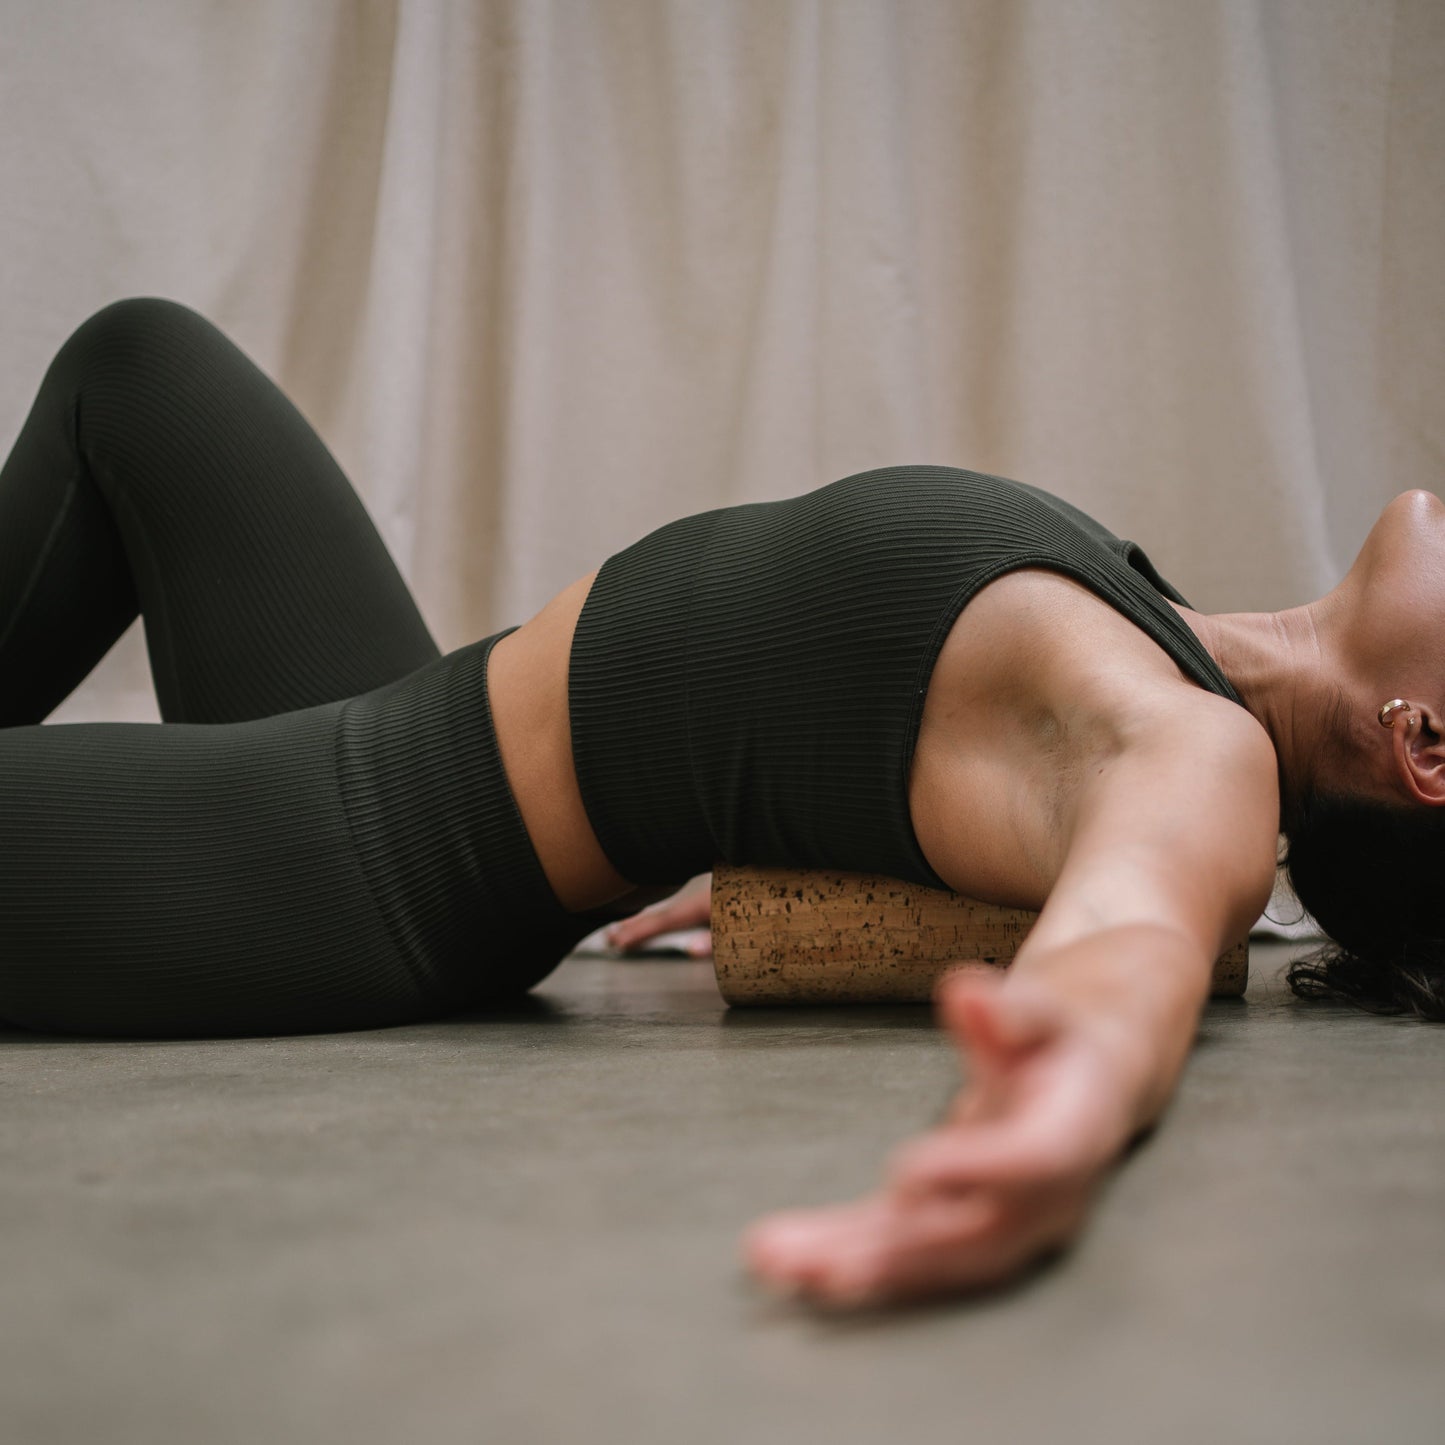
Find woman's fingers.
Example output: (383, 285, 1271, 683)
(887, 1104, 1092, 1195)
(813, 1191, 1066, 1307)
(936, 968, 1063, 1060)
(604, 875, 714, 951)
(742, 1199, 883, 1296)
(930, 971, 1066, 1125)
(743, 1183, 1085, 1308)
(894, 1049, 1129, 1195)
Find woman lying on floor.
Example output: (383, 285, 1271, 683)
(0, 298, 1439, 1310)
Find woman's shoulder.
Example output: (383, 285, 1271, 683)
(914, 567, 1275, 909)
(1047, 689, 1280, 953)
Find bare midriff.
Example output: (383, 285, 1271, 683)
(485, 570, 650, 915)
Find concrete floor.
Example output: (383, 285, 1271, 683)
(1, 942, 1441, 1445)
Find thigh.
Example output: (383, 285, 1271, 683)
(0, 701, 435, 1036)
(0, 632, 604, 1039)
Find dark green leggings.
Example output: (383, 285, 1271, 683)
(0, 297, 605, 1038)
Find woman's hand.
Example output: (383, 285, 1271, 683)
(604, 872, 713, 956)
(741, 966, 1143, 1308)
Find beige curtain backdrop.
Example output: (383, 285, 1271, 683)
(0, 0, 1440, 725)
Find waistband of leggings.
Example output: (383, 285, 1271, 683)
(335, 626, 607, 1002)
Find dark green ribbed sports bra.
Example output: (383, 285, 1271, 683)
(567, 464, 1242, 890)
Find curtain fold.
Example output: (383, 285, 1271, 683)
(0, 0, 1437, 722)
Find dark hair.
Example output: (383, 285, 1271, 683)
(1282, 789, 1445, 1020)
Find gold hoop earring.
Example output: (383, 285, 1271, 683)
(1378, 699, 1412, 728)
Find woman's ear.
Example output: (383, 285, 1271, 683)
(1392, 706, 1445, 805)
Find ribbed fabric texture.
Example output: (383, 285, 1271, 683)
(0, 297, 441, 725)
(0, 298, 593, 1037)
(569, 464, 1242, 889)
(0, 700, 418, 1036)
(336, 628, 607, 1009)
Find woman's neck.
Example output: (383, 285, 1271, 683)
(1169, 600, 1350, 813)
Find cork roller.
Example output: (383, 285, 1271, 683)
(710, 862, 1249, 1005)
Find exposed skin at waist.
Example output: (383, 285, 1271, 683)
(485, 563, 1260, 917)
(485, 569, 635, 914)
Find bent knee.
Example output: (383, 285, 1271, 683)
(55, 296, 221, 374)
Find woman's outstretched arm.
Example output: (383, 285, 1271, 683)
(742, 698, 1280, 1309)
